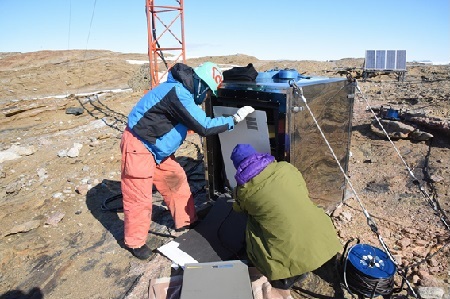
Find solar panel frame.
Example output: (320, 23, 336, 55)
(364, 50, 407, 71)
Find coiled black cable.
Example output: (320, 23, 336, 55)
(101, 193, 123, 213)
(344, 259, 395, 298)
(341, 240, 396, 299)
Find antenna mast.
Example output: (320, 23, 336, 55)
(145, 0, 186, 89)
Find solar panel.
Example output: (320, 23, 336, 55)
(364, 50, 407, 71)
(386, 50, 396, 69)
(396, 50, 407, 70)
(365, 50, 376, 69)
(375, 50, 386, 69)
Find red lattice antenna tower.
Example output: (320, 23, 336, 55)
(145, 0, 186, 89)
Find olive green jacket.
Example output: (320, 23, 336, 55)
(234, 161, 342, 280)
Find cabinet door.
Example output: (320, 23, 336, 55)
(289, 80, 354, 213)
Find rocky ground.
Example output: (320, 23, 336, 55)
(0, 50, 449, 299)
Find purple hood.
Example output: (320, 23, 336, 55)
(234, 153, 275, 185)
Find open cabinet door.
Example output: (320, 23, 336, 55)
(289, 80, 355, 212)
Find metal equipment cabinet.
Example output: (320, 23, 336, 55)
(204, 72, 355, 212)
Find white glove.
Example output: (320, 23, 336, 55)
(232, 106, 255, 124)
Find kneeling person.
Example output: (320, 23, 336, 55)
(230, 144, 342, 289)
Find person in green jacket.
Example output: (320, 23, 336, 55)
(230, 143, 342, 290)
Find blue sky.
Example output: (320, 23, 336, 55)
(0, 0, 449, 63)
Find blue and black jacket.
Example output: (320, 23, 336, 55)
(127, 63, 234, 164)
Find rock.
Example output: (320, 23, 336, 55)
(66, 107, 84, 115)
(36, 168, 48, 182)
(7, 144, 36, 156)
(57, 149, 68, 157)
(409, 129, 434, 141)
(75, 184, 90, 195)
(67, 143, 83, 158)
(5, 220, 41, 236)
(429, 267, 441, 274)
(88, 119, 107, 130)
(0, 151, 21, 163)
(420, 273, 444, 287)
(429, 257, 440, 267)
(0, 145, 36, 162)
(415, 239, 429, 246)
(430, 174, 444, 183)
(371, 119, 415, 139)
(417, 287, 445, 299)
(397, 238, 411, 249)
(5, 181, 22, 194)
(45, 211, 65, 226)
(392, 255, 402, 266)
(52, 192, 63, 199)
(341, 211, 352, 222)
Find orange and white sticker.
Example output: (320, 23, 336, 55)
(212, 66, 223, 84)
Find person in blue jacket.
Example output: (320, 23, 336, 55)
(121, 62, 254, 259)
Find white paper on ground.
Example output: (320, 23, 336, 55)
(212, 107, 271, 189)
(157, 241, 198, 267)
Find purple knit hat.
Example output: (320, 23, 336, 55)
(230, 144, 258, 169)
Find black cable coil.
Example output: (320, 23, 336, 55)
(341, 240, 396, 299)
(344, 259, 395, 298)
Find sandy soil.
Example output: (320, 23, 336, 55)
(0, 50, 449, 299)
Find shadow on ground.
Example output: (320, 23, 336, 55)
(0, 287, 43, 299)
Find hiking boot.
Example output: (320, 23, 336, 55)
(131, 244, 152, 260)
(174, 221, 199, 232)
(270, 272, 309, 290)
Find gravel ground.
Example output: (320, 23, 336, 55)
(0, 50, 449, 298)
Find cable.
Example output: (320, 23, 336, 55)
(67, 0, 72, 50)
(290, 82, 381, 238)
(151, 11, 168, 69)
(341, 240, 396, 298)
(84, 0, 97, 51)
(101, 193, 123, 213)
(345, 262, 395, 298)
(355, 82, 450, 231)
(69, 0, 100, 110)
(216, 204, 245, 260)
(422, 138, 450, 228)
(355, 83, 450, 265)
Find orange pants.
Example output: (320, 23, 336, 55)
(120, 127, 197, 248)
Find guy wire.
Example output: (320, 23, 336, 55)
(355, 82, 449, 231)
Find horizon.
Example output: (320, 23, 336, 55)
(1, 49, 448, 65)
(0, 0, 449, 64)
